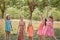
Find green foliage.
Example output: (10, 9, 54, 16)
(6, 0, 26, 8)
(32, 8, 40, 20)
(50, 0, 60, 9)
(5, 0, 60, 10)
(5, 6, 29, 19)
(0, 0, 60, 21)
(51, 8, 60, 21)
(1, 6, 60, 21)
(5, 7, 21, 19)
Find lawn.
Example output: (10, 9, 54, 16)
(0, 19, 60, 40)
(0, 28, 60, 40)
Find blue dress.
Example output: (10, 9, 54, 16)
(5, 20, 11, 32)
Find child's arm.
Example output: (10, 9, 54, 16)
(10, 21, 13, 31)
(24, 22, 26, 32)
(46, 7, 49, 18)
(10, 21, 12, 28)
(39, 13, 43, 20)
(4, 13, 6, 21)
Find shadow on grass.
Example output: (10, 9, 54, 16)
(0, 28, 60, 40)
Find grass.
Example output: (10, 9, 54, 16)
(0, 28, 60, 40)
(0, 19, 60, 40)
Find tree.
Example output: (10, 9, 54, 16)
(0, 0, 6, 18)
(50, 0, 60, 10)
(43, 0, 45, 9)
(27, 0, 37, 20)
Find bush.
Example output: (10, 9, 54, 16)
(5, 6, 29, 19)
(32, 8, 40, 21)
(0, 6, 60, 21)
(5, 7, 21, 19)
(51, 8, 60, 21)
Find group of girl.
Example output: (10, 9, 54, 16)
(4, 13, 57, 40)
(37, 13, 57, 40)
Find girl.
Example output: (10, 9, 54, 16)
(37, 14, 45, 40)
(27, 21, 34, 40)
(4, 13, 12, 40)
(18, 16, 26, 40)
(44, 16, 57, 40)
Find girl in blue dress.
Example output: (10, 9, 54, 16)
(4, 14, 12, 40)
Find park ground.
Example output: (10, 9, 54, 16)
(0, 19, 60, 40)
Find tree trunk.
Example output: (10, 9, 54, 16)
(1, 1, 5, 18)
(29, 12, 32, 20)
(28, 0, 36, 20)
(29, 5, 32, 20)
(1, 10, 5, 18)
(43, 0, 45, 9)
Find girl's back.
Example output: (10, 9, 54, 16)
(37, 20, 45, 36)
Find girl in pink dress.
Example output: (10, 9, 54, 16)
(44, 16, 57, 40)
(18, 16, 25, 40)
(37, 14, 45, 40)
(27, 21, 34, 40)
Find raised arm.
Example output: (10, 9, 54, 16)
(11, 21, 12, 28)
(46, 7, 49, 18)
(4, 13, 6, 21)
(39, 13, 43, 20)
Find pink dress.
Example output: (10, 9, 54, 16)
(37, 21, 44, 36)
(27, 25, 34, 37)
(18, 21, 25, 40)
(43, 20, 54, 37)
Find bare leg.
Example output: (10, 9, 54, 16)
(5, 32, 8, 40)
(39, 36, 43, 40)
(46, 36, 50, 40)
(30, 37, 32, 40)
(7, 32, 10, 40)
(28, 37, 30, 40)
(52, 36, 57, 40)
(28, 37, 32, 40)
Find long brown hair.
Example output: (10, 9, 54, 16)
(45, 18, 47, 26)
(49, 16, 53, 23)
(6, 15, 10, 20)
